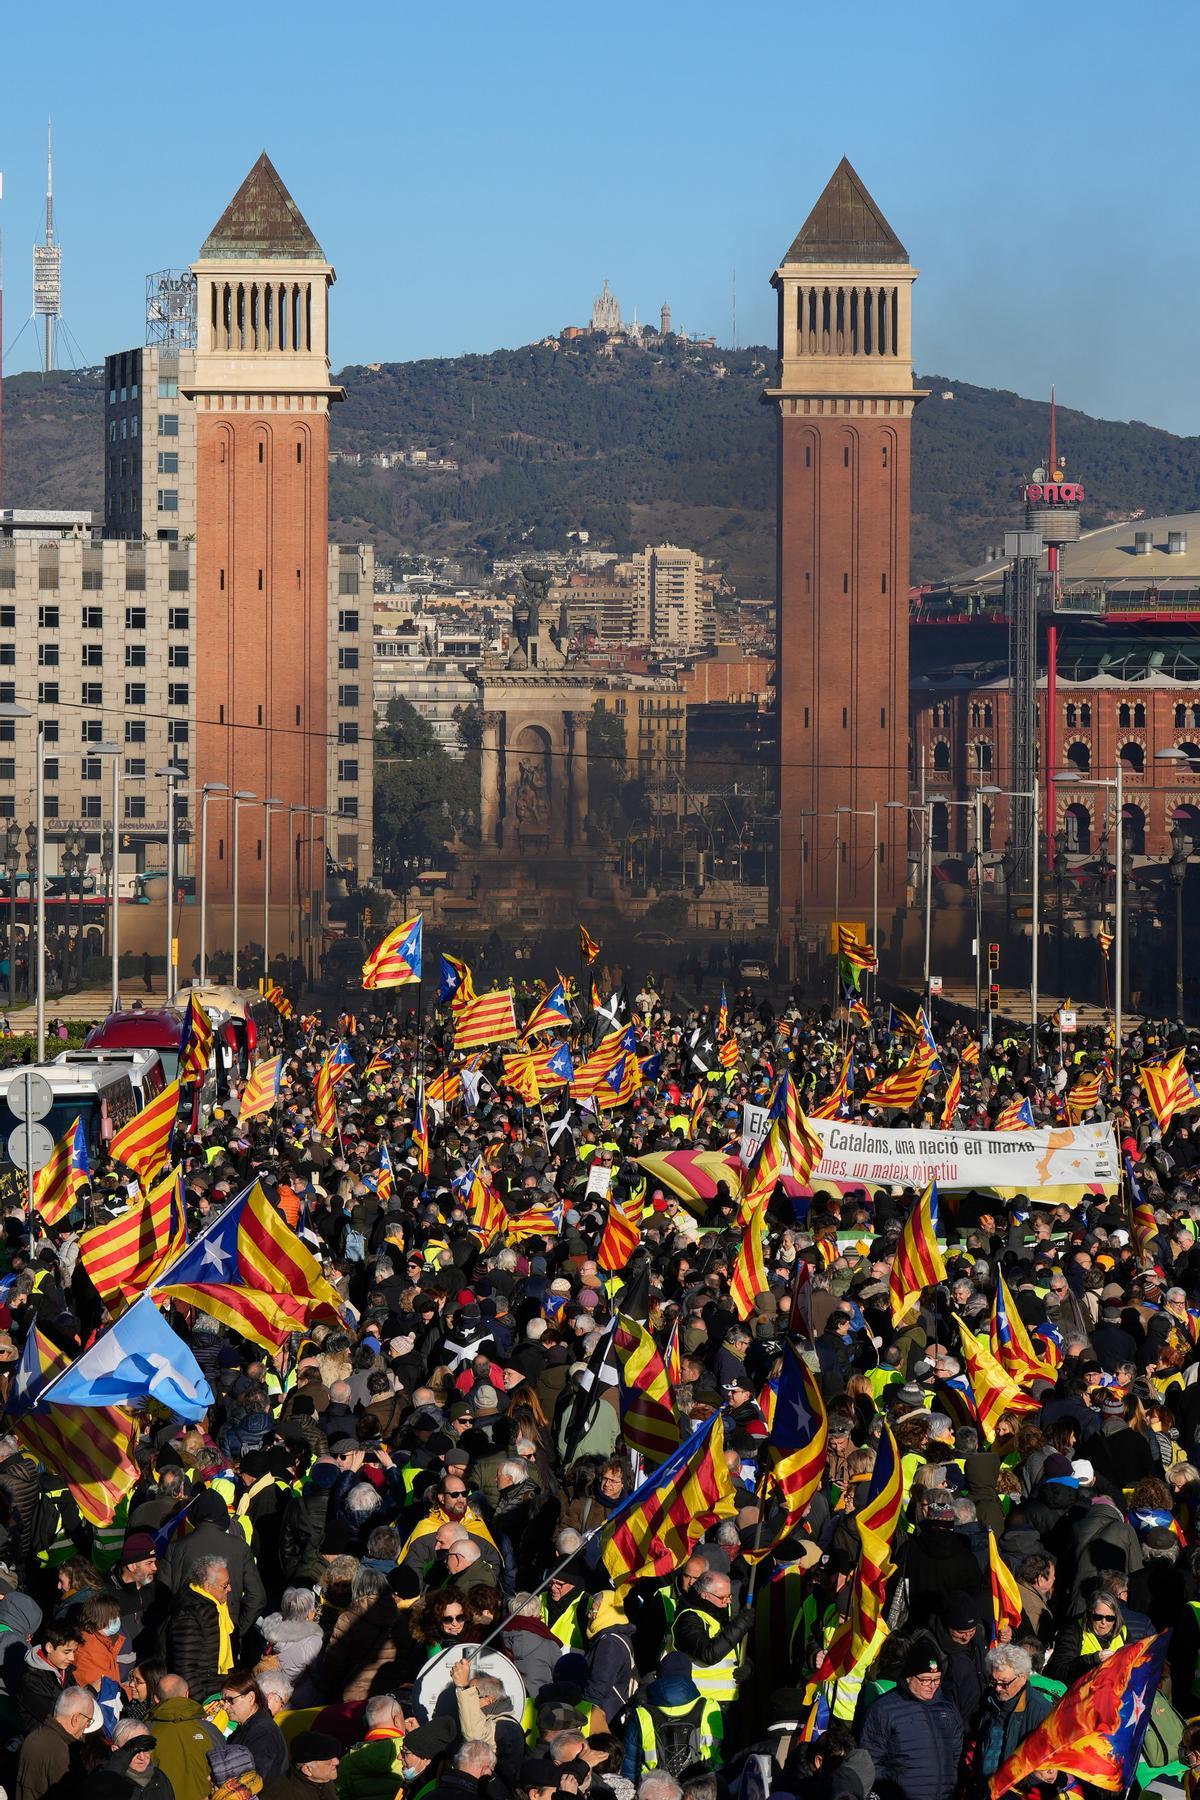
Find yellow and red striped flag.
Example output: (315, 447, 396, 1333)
(995, 1097, 1034, 1131)
(314, 1056, 339, 1139)
(572, 1024, 636, 1100)
(462, 1157, 506, 1249)
(688, 1080, 707, 1137)
(412, 1085, 430, 1179)
(730, 1196, 768, 1320)
(109, 1082, 181, 1188)
(502, 1048, 542, 1106)
(782, 1075, 824, 1185)
(239, 1054, 283, 1121)
(990, 1270, 1056, 1384)
(598, 1198, 641, 1272)
(180, 996, 214, 1087)
(1066, 1072, 1102, 1124)
(811, 1051, 854, 1121)
(718, 1036, 740, 1069)
(988, 1529, 1023, 1642)
(961, 1040, 980, 1066)
(598, 1050, 640, 1108)
(602, 1411, 736, 1586)
(940, 1065, 962, 1130)
(814, 1421, 904, 1678)
(153, 1177, 346, 1352)
(361, 915, 423, 989)
(12, 1325, 138, 1526)
(427, 1066, 463, 1108)
(33, 1117, 90, 1227)
(259, 977, 294, 1018)
(888, 1183, 947, 1322)
(664, 1318, 683, 1386)
(612, 1315, 680, 1468)
(745, 1343, 827, 1563)
(453, 987, 520, 1052)
(864, 1043, 934, 1112)
(79, 1166, 185, 1308)
(579, 924, 601, 965)
(955, 1313, 1039, 1442)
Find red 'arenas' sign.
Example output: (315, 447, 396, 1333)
(1024, 482, 1085, 504)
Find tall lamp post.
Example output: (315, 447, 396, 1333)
(1053, 830, 1069, 1000)
(155, 768, 185, 999)
(1170, 821, 1188, 1022)
(4, 821, 19, 1015)
(94, 744, 121, 1012)
(886, 798, 935, 1003)
(231, 791, 257, 989)
(198, 782, 230, 986)
(286, 803, 309, 976)
(0, 706, 40, 1053)
(836, 801, 880, 998)
(261, 797, 283, 986)
(1057, 757, 1125, 1079)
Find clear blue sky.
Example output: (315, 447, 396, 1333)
(2, 0, 1198, 434)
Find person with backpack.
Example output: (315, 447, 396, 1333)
(622, 1653, 724, 1782)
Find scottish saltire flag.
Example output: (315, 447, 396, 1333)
(46, 1295, 212, 1421)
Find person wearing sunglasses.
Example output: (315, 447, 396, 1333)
(974, 1645, 1056, 1794)
(1044, 1592, 1127, 1686)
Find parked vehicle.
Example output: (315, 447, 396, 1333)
(0, 1062, 138, 1172)
(52, 1047, 167, 1111)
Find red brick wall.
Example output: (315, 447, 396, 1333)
(777, 409, 911, 921)
(195, 407, 329, 906)
(677, 656, 773, 704)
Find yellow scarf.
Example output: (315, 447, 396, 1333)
(190, 1583, 234, 1675)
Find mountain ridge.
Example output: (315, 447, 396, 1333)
(4, 343, 1198, 587)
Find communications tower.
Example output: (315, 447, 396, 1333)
(32, 122, 61, 373)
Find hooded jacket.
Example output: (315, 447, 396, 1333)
(148, 1695, 225, 1800)
(259, 1612, 324, 1684)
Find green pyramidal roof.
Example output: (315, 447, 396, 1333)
(200, 153, 325, 262)
(782, 157, 908, 265)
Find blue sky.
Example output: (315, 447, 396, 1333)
(2, 0, 1198, 434)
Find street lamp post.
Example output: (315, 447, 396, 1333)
(837, 801, 880, 998)
(287, 803, 309, 975)
(1057, 758, 1125, 1079)
(0, 706, 39, 1051)
(231, 791, 257, 989)
(1053, 830, 1068, 1000)
(93, 745, 121, 1013)
(155, 768, 184, 999)
(198, 783, 230, 986)
(262, 797, 283, 986)
(1170, 821, 1188, 1021)
(4, 821, 19, 1016)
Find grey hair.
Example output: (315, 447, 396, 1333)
(351, 1566, 389, 1601)
(695, 1570, 729, 1601)
(345, 1482, 383, 1524)
(113, 1717, 151, 1747)
(555, 1528, 584, 1555)
(640, 1776, 684, 1800)
(455, 1742, 496, 1776)
(951, 1497, 977, 1524)
(191, 1554, 229, 1588)
(926, 1413, 953, 1441)
(257, 1671, 293, 1706)
(497, 1459, 526, 1486)
(54, 1686, 94, 1722)
(364, 1694, 404, 1728)
(986, 1644, 1032, 1679)
(280, 1586, 317, 1621)
(449, 1540, 481, 1567)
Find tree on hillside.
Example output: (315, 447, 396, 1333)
(374, 697, 475, 881)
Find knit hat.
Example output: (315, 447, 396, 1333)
(121, 1532, 158, 1565)
(290, 1732, 342, 1768)
(901, 1639, 944, 1678)
(1098, 1391, 1125, 1417)
(402, 1718, 457, 1760)
(208, 1745, 257, 1785)
(190, 1490, 229, 1525)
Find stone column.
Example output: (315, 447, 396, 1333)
(566, 710, 590, 848)
(479, 711, 503, 847)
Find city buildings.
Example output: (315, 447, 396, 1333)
(372, 604, 481, 758)
(768, 157, 922, 928)
(631, 544, 716, 647)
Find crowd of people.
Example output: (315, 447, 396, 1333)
(0, 962, 1196, 1800)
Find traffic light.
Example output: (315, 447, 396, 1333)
(362, 908, 372, 928)
(988, 983, 1000, 1012)
(988, 942, 1000, 971)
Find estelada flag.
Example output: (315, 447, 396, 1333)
(361, 915, 423, 989)
(598, 1198, 641, 1272)
(988, 1529, 1023, 1643)
(239, 1055, 283, 1121)
(179, 996, 213, 1087)
(940, 1065, 962, 1130)
(863, 1043, 935, 1112)
(612, 1313, 680, 1468)
(80, 1166, 186, 1307)
(995, 1096, 1035, 1131)
(152, 1177, 346, 1353)
(743, 1343, 827, 1563)
(33, 1117, 90, 1226)
(955, 1312, 1039, 1441)
(109, 1082, 181, 1188)
(602, 1411, 736, 1586)
(579, 924, 601, 965)
(453, 987, 520, 1052)
(522, 981, 572, 1040)
(990, 1631, 1169, 1797)
(730, 1197, 768, 1320)
(888, 1183, 946, 1322)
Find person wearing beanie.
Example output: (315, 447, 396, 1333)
(622, 1649, 724, 1782)
(261, 1732, 342, 1800)
(859, 1639, 963, 1800)
(892, 1493, 986, 1633)
(106, 1533, 164, 1659)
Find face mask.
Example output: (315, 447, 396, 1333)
(103, 1620, 121, 1638)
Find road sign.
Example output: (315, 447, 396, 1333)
(6, 1071, 53, 1123)
(1059, 1009, 1077, 1032)
(7, 1123, 54, 1171)
(929, 976, 943, 995)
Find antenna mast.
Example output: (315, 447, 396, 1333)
(33, 120, 61, 375)
(731, 266, 737, 351)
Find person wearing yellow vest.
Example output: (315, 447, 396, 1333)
(622, 1652, 724, 1781)
(165, 1554, 235, 1700)
(540, 1571, 587, 1650)
(669, 1569, 754, 1706)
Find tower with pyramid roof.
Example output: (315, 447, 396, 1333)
(187, 153, 343, 929)
(766, 157, 925, 946)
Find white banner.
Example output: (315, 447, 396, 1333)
(741, 1103, 771, 1167)
(808, 1118, 1119, 1198)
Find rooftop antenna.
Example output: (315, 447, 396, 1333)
(731, 266, 737, 351)
(0, 165, 5, 506)
(33, 120, 62, 376)
(1049, 384, 1056, 473)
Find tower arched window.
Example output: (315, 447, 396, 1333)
(1177, 704, 1187, 728)
(931, 803, 949, 852)
(933, 740, 950, 774)
(983, 702, 993, 726)
(1119, 742, 1145, 774)
(1119, 703, 1131, 728)
(974, 740, 993, 773)
(1066, 741, 1091, 773)
(1066, 703, 1076, 727)
(1065, 803, 1091, 854)
(1080, 702, 1091, 726)
(1134, 703, 1147, 728)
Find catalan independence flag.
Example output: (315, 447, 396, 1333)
(375, 1140, 395, 1203)
(572, 1024, 637, 1100)
(151, 1178, 346, 1352)
(453, 987, 520, 1052)
(991, 1631, 1169, 1798)
(814, 1420, 904, 1679)
(109, 1082, 181, 1188)
(612, 1314, 680, 1468)
(439, 952, 475, 1012)
(990, 1270, 1055, 1384)
(579, 923, 601, 965)
(506, 1199, 563, 1243)
(361, 914, 423, 989)
(462, 1157, 506, 1248)
(745, 1343, 827, 1562)
(995, 1096, 1035, 1131)
(10, 1326, 138, 1527)
(80, 1166, 186, 1308)
(955, 1313, 1039, 1441)
(888, 1182, 946, 1322)
(33, 1117, 90, 1227)
(598, 1198, 641, 1272)
(940, 1064, 962, 1130)
(599, 1051, 640, 1109)
(811, 1051, 854, 1122)
(239, 1054, 283, 1122)
(522, 980, 572, 1040)
(730, 1196, 768, 1320)
(179, 995, 214, 1087)
(602, 1410, 736, 1586)
(1066, 1072, 1102, 1124)
(988, 1529, 1023, 1644)
(1139, 1047, 1200, 1131)
(314, 1054, 339, 1139)
(864, 1043, 935, 1112)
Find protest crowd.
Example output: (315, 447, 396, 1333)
(0, 916, 1199, 1800)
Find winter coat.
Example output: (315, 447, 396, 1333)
(230, 1707, 289, 1783)
(165, 1587, 226, 1701)
(894, 1525, 985, 1630)
(859, 1685, 965, 1800)
(148, 1696, 224, 1800)
(279, 1469, 336, 1584)
(159, 1518, 266, 1639)
(16, 1716, 85, 1800)
(14, 1644, 68, 1732)
(499, 1616, 562, 1694)
(975, 1682, 1056, 1782)
(262, 1771, 338, 1800)
(334, 1732, 406, 1800)
(73, 1627, 122, 1691)
(1067, 1501, 1144, 1613)
(260, 1611, 324, 1683)
(298, 1593, 399, 1705)
(585, 1624, 638, 1725)
(1084, 1422, 1157, 1490)
(0, 1450, 43, 1576)
(80, 1747, 175, 1800)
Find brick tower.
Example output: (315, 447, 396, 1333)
(188, 155, 341, 933)
(767, 158, 924, 942)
